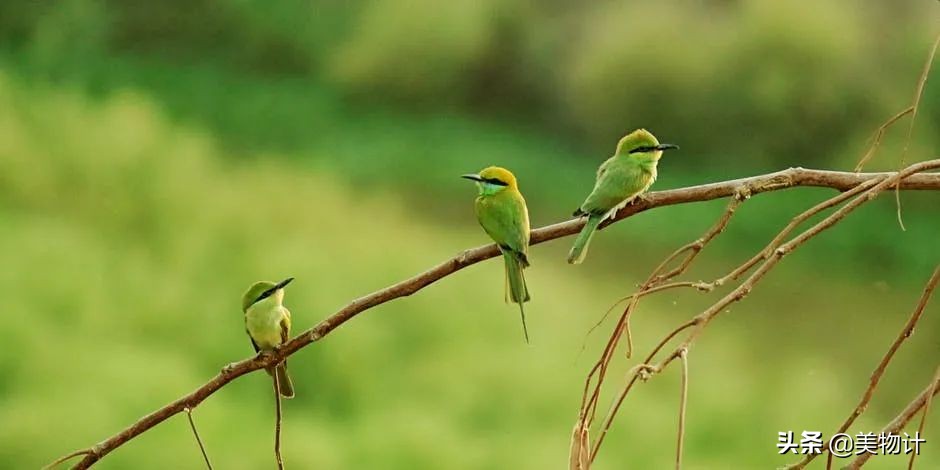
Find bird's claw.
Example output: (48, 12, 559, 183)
(258, 349, 275, 360)
(629, 194, 650, 206)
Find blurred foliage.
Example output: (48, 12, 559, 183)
(0, 1, 938, 468)
(0, 71, 936, 470)
(1, 0, 938, 168)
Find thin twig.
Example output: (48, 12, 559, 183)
(624, 196, 744, 356)
(894, 33, 940, 230)
(579, 281, 707, 358)
(781, 265, 940, 470)
(274, 376, 284, 470)
(589, 160, 940, 463)
(46, 166, 940, 469)
(568, 421, 590, 470)
(185, 408, 213, 470)
(853, 106, 914, 173)
(589, 318, 700, 462)
(723, 177, 881, 284)
(580, 196, 743, 432)
(675, 348, 689, 470)
(40, 449, 91, 470)
(908, 366, 940, 470)
(842, 374, 940, 470)
(589, 181, 872, 458)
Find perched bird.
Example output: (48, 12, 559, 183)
(568, 129, 678, 264)
(462, 167, 532, 343)
(242, 278, 295, 398)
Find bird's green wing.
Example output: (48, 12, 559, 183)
(596, 155, 613, 180)
(579, 157, 651, 216)
(245, 323, 261, 353)
(475, 190, 530, 262)
(280, 308, 291, 344)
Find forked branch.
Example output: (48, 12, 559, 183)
(49, 165, 940, 469)
(581, 160, 940, 465)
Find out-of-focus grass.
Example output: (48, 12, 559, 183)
(3, 52, 937, 283)
(0, 74, 937, 469)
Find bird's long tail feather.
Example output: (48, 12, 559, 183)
(568, 215, 603, 264)
(273, 363, 294, 398)
(504, 252, 530, 343)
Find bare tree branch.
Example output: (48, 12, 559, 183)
(585, 160, 940, 463)
(893, 33, 940, 230)
(184, 408, 212, 470)
(843, 373, 940, 470)
(783, 266, 940, 470)
(579, 194, 744, 441)
(853, 106, 914, 173)
(41, 450, 91, 470)
(675, 348, 689, 470)
(273, 378, 284, 470)
(47, 164, 940, 469)
(908, 366, 940, 470)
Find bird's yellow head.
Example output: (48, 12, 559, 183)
(615, 129, 679, 160)
(461, 166, 518, 196)
(241, 277, 293, 313)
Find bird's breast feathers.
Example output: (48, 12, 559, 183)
(246, 304, 289, 349)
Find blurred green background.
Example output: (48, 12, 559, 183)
(1, 1, 938, 468)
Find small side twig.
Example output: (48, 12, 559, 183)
(853, 106, 914, 173)
(908, 366, 940, 470)
(40, 449, 92, 470)
(273, 376, 284, 470)
(568, 421, 590, 470)
(45, 165, 940, 469)
(589, 160, 940, 464)
(782, 265, 940, 470)
(721, 177, 880, 285)
(675, 348, 689, 470)
(579, 195, 744, 434)
(185, 407, 213, 470)
(842, 373, 940, 470)
(894, 33, 940, 230)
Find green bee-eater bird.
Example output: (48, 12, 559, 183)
(568, 129, 678, 264)
(462, 166, 532, 343)
(242, 278, 295, 398)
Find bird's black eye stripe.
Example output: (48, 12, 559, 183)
(483, 177, 509, 186)
(254, 288, 276, 305)
(629, 145, 656, 154)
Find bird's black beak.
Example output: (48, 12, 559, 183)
(461, 173, 483, 182)
(275, 277, 294, 291)
(655, 143, 679, 151)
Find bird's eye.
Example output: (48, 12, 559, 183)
(254, 288, 275, 304)
(484, 178, 508, 186)
(629, 145, 654, 154)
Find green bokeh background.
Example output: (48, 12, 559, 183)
(0, 1, 938, 468)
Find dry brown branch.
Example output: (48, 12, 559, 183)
(782, 266, 940, 470)
(899, 33, 940, 170)
(853, 106, 913, 172)
(568, 422, 590, 470)
(675, 348, 689, 470)
(47, 165, 940, 469)
(585, 160, 940, 464)
(185, 408, 212, 470)
(721, 176, 881, 285)
(578, 195, 744, 436)
(273, 377, 284, 470)
(842, 374, 940, 470)
(908, 366, 940, 470)
(894, 33, 940, 230)
(41, 450, 91, 470)
(580, 178, 872, 456)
